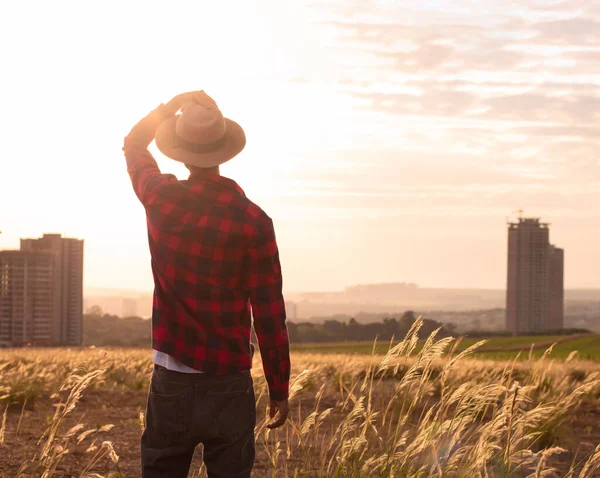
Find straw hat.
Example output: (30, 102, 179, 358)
(155, 94, 246, 168)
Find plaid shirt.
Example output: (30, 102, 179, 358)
(123, 105, 290, 400)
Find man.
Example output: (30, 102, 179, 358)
(123, 91, 291, 478)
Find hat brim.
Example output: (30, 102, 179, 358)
(155, 116, 246, 168)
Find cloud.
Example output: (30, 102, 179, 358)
(480, 93, 600, 123)
(534, 17, 600, 44)
(261, 0, 600, 233)
(352, 89, 477, 116)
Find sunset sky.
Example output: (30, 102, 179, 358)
(1, 0, 599, 293)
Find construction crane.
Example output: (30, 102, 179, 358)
(506, 210, 524, 226)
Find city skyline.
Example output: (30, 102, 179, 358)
(1, 0, 599, 293)
(1, 210, 597, 295)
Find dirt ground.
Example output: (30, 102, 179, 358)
(1, 386, 293, 478)
(2, 385, 600, 478)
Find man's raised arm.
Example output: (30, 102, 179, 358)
(122, 91, 202, 207)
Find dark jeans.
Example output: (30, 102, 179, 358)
(141, 364, 256, 478)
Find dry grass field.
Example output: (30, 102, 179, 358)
(1, 320, 600, 477)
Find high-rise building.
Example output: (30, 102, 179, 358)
(506, 218, 564, 334)
(0, 251, 55, 346)
(20, 234, 84, 345)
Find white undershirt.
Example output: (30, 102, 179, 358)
(153, 350, 204, 373)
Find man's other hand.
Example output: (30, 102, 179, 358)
(266, 399, 289, 429)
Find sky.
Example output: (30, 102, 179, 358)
(0, 0, 599, 293)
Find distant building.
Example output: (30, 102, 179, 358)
(122, 298, 137, 317)
(0, 251, 55, 346)
(0, 234, 84, 346)
(506, 218, 564, 334)
(285, 301, 297, 321)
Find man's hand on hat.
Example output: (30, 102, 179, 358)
(163, 91, 215, 117)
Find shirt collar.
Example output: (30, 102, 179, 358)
(187, 171, 245, 196)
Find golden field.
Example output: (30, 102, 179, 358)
(1, 321, 600, 477)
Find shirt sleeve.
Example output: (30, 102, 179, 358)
(248, 218, 291, 401)
(123, 105, 180, 208)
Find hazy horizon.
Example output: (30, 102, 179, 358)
(1, 0, 599, 292)
(83, 283, 600, 298)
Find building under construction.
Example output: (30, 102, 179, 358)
(506, 218, 564, 334)
(0, 234, 83, 346)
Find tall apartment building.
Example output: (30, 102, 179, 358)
(506, 218, 564, 334)
(0, 251, 55, 345)
(20, 234, 84, 345)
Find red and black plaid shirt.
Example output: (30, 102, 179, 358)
(123, 106, 290, 400)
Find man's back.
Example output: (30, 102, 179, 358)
(143, 170, 282, 376)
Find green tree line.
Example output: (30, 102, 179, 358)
(83, 310, 449, 347)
